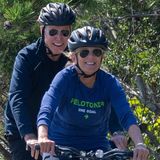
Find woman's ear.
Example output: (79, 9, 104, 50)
(70, 53, 76, 63)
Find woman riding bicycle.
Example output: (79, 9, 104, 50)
(37, 26, 149, 160)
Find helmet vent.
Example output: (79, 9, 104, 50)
(86, 29, 92, 40)
(58, 7, 62, 15)
(70, 37, 75, 42)
(96, 30, 100, 39)
(76, 31, 83, 40)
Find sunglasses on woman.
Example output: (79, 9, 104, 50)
(47, 29, 70, 37)
(77, 49, 104, 58)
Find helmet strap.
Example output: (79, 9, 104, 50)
(42, 25, 45, 41)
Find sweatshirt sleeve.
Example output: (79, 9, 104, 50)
(109, 107, 124, 134)
(109, 77, 138, 131)
(37, 70, 67, 128)
(8, 50, 36, 137)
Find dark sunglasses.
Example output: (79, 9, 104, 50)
(78, 49, 104, 58)
(48, 29, 70, 37)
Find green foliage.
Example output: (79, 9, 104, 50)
(0, 1, 41, 75)
(129, 98, 160, 159)
(4, 1, 32, 21)
(0, 0, 160, 159)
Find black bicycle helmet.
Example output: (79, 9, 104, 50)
(38, 2, 76, 26)
(68, 26, 108, 52)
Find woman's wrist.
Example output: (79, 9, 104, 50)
(135, 142, 146, 148)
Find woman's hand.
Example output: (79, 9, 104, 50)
(38, 125, 55, 155)
(128, 125, 149, 160)
(38, 136, 55, 155)
(133, 143, 149, 160)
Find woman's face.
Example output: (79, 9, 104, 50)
(73, 47, 104, 75)
(44, 25, 71, 55)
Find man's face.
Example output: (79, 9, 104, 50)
(44, 25, 71, 55)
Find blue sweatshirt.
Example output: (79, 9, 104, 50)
(37, 65, 137, 151)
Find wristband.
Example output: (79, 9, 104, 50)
(136, 143, 146, 148)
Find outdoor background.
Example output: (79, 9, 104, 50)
(0, 0, 160, 159)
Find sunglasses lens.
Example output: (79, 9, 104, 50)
(79, 50, 89, 58)
(48, 29, 70, 37)
(49, 29, 58, 36)
(61, 30, 70, 37)
(79, 49, 103, 58)
(93, 49, 103, 57)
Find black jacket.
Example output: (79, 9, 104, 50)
(4, 38, 69, 139)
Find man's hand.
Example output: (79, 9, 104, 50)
(25, 133, 40, 160)
(110, 132, 128, 150)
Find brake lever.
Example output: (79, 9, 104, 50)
(55, 145, 82, 158)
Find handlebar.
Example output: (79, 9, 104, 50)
(30, 144, 133, 159)
(53, 145, 133, 160)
